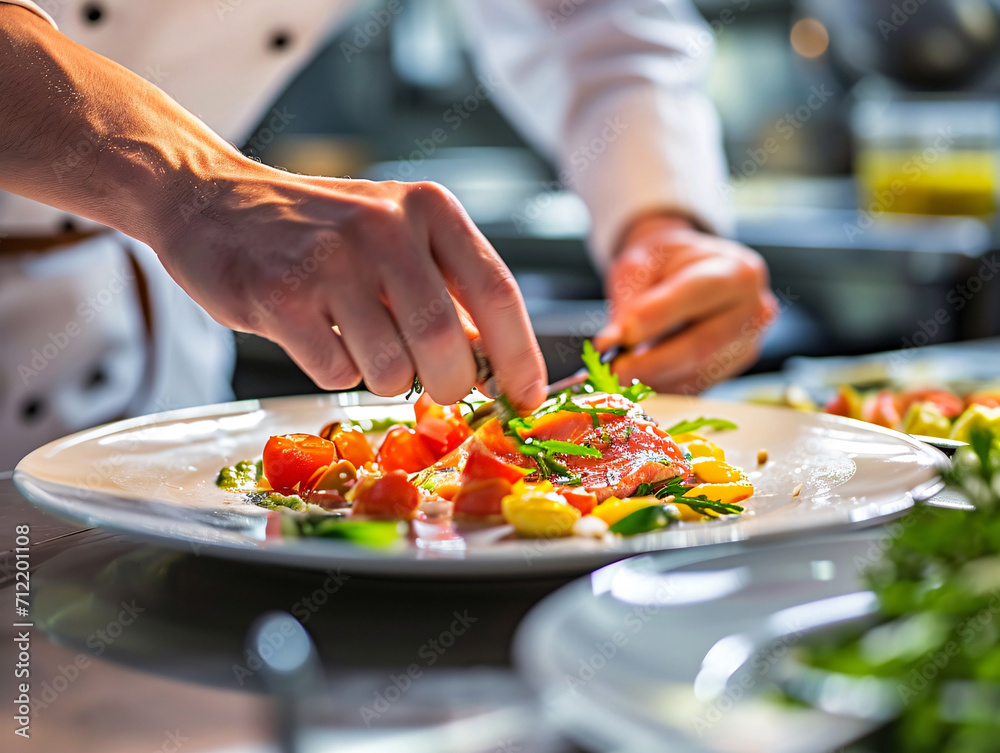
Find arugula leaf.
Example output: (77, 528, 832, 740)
(665, 417, 738, 435)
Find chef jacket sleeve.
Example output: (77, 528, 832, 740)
(458, 0, 732, 272)
(0, 0, 56, 27)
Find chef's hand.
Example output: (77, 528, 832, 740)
(154, 168, 547, 408)
(0, 6, 546, 410)
(594, 215, 777, 393)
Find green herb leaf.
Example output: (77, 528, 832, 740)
(666, 417, 739, 435)
(297, 517, 405, 547)
(581, 339, 620, 393)
(580, 339, 654, 403)
(530, 439, 602, 458)
(674, 496, 745, 516)
(609, 504, 680, 535)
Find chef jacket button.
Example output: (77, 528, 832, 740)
(270, 31, 293, 51)
(20, 397, 44, 423)
(82, 3, 104, 23)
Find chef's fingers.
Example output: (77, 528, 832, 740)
(614, 255, 759, 348)
(612, 298, 772, 393)
(264, 316, 363, 391)
(419, 186, 546, 410)
(324, 273, 417, 397)
(378, 250, 478, 406)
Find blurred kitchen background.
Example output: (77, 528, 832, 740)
(232, 0, 1000, 399)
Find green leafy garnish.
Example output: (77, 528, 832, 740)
(580, 340, 653, 402)
(632, 476, 744, 515)
(525, 438, 602, 458)
(609, 503, 680, 535)
(493, 394, 601, 484)
(665, 417, 738, 435)
(283, 516, 405, 547)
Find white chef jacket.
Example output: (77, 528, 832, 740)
(0, 0, 728, 468)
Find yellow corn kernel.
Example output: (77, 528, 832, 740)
(687, 482, 754, 506)
(685, 439, 726, 461)
(591, 496, 663, 526)
(502, 490, 580, 538)
(691, 458, 744, 484)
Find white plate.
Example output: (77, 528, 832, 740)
(513, 531, 890, 752)
(13, 393, 945, 578)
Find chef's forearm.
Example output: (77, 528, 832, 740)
(0, 4, 248, 245)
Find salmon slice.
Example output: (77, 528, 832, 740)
(417, 393, 689, 503)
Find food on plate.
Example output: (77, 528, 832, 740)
(216, 342, 754, 544)
(790, 426, 1000, 750)
(770, 382, 1000, 442)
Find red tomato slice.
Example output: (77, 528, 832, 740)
(967, 391, 1000, 410)
(462, 442, 529, 485)
(378, 426, 437, 473)
(556, 486, 598, 516)
(898, 388, 964, 418)
(262, 434, 338, 494)
(351, 470, 422, 519)
(453, 477, 511, 517)
(331, 427, 375, 467)
(865, 390, 901, 428)
(414, 393, 473, 458)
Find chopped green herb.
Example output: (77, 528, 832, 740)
(216, 460, 260, 491)
(293, 517, 405, 547)
(249, 491, 306, 511)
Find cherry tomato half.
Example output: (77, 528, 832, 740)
(330, 427, 376, 467)
(262, 434, 338, 494)
(378, 426, 437, 474)
(415, 393, 473, 458)
(351, 470, 421, 519)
